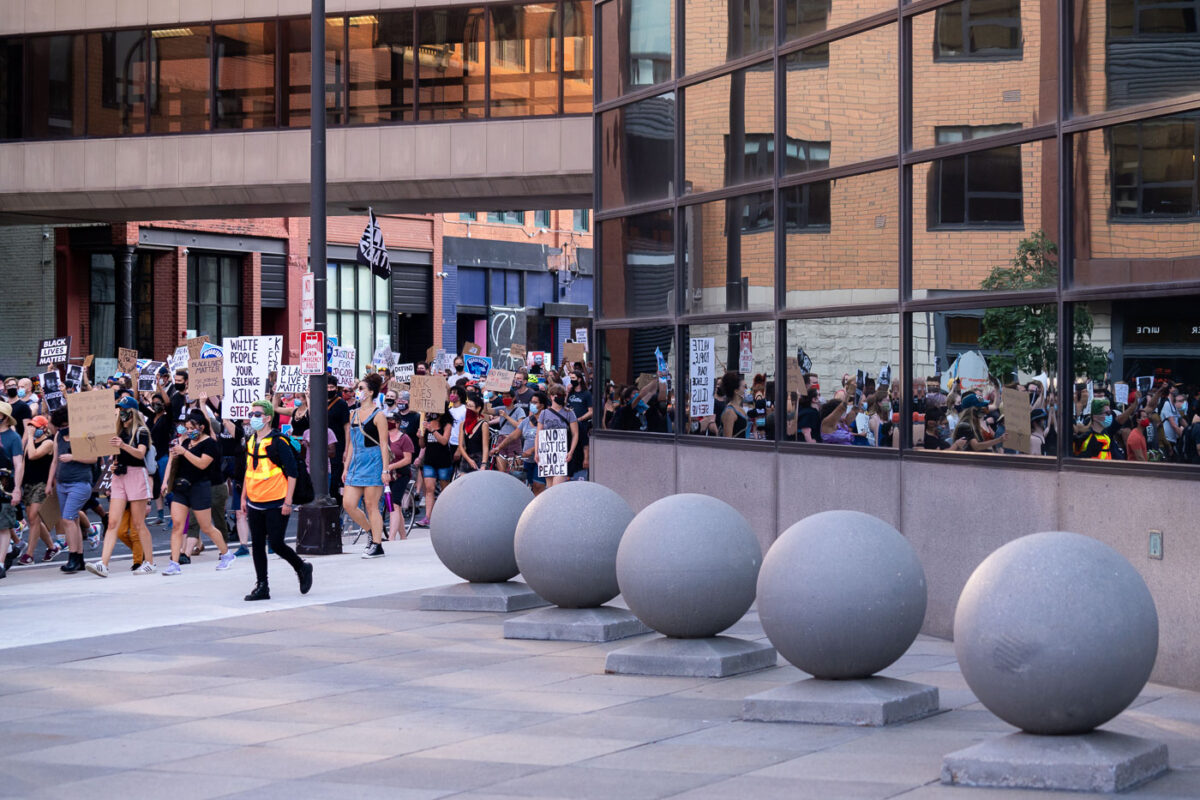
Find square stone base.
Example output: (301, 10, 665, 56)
(504, 606, 652, 643)
(742, 677, 940, 727)
(419, 581, 549, 613)
(942, 731, 1169, 793)
(605, 635, 777, 678)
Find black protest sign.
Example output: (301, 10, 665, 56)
(37, 337, 71, 366)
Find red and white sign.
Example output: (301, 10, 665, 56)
(739, 330, 754, 375)
(300, 273, 315, 332)
(300, 331, 326, 375)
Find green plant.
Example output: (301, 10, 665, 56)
(978, 231, 1108, 380)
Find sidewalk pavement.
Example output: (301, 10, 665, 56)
(1, 532, 1199, 799)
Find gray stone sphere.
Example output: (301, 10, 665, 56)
(758, 510, 927, 679)
(429, 470, 534, 583)
(954, 531, 1158, 735)
(616, 493, 761, 638)
(514, 481, 635, 609)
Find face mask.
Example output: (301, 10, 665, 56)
(293, 398, 302, 408)
(355, 391, 366, 403)
(187, 429, 200, 440)
(530, 404, 540, 414)
(152, 405, 163, 414)
(249, 417, 265, 432)
(328, 389, 337, 398)
(881, 403, 892, 416)
(4, 388, 15, 399)
(398, 402, 408, 412)
(119, 410, 131, 422)
(385, 398, 396, 406)
(1102, 414, 1114, 428)
(482, 391, 492, 401)
(173, 382, 184, 391)
(455, 365, 464, 372)
(16, 388, 26, 399)
(742, 390, 753, 403)
(176, 424, 187, 435)
(34, 428, 45, 438)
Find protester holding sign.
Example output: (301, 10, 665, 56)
(535, 385, 578, 488)
(45, 408, 93, 574)
(342, 374, 391, 559)
(163, 410, 235, 576)
(85, 397, 156, 577)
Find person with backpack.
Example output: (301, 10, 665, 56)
(0, 401, 25, 580)
(85, 397, 156, 577)
(241, 400, 312, 601)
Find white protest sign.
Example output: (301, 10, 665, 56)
(395, 363, 415, 382)
(689, 337, 715, 418)
(222, 337, 271, 420)
(738, 330, 753, 375)
(264, 336, 282, 375)
(1114, 382, 1130, 406)
(330, 346, 357, 388)
(277, 365, 308, 395)
(371, 337, 395, 368)
(169, 346, 189, 372)
(574, 328, 588, 347)
(536, 427, 569, 477)
(942, 350, 990, 393)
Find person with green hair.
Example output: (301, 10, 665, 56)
(242, 399, 312, 601)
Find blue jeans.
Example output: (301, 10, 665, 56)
(57, 481, 93, 520)
(422, 465, 453, 481)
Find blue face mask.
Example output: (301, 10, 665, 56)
(249, 417, 266, 432)
(1103, 414, 1114, 428)
(292, 398, 302, 408)
(176, 424, 186, 435)
(16, 388, 26, 399)
(186, 429, 200, 440)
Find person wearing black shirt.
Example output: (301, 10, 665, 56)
(326, 374, 350, 499)
(792, 390, 822, 443)
(566, 372, 593, 478)
(148, 398, 172, 525)
(163, 410, 234, 576)
(87, 397, 156, 577)
(168, 369, 189, 423)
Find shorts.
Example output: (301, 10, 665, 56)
(57, 481, 93, 520)
(22, 482, 47, 505)
(230, 481, 243, 512)
(110, 467, 151, 502)
(172, 479, 213, 512)
(523, 461, 546, 485)
(0, 502, 17, 531)
(422, 464, 453, 481)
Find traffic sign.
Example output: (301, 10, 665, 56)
(300, 331, 326, 375)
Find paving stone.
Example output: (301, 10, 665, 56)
(316, 755, 549, 791)
(581, 741, 796, 775)
(483, 765, 723, 800)
(416, 731, 641, 765)
(420, 581, 550, 612)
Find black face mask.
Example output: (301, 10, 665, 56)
(4, 388, 15, 399)
(385, 398, 396, 406)
(173, 382, 185, 391)
(328, 389, 337, 397)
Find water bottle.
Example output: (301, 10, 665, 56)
(383, 484, 394, 514)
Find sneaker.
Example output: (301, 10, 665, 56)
(136, 563, 157, 575)
(17, 554, 33, 566)
(233, 545, 250, 557)
(416, 517, 430, 528)
(42, 545, 61, 562)
(298, 561, 314, 594)
(162, 561, 181, 576)
(85, 561, 109, 578)
(216, 552, 236, 571)
(361, 542, 385, 559)
(178, 553, 192, 565)
(0, 564, 5, 580)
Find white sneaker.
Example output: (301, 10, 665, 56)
(136, 563, 157, 574)
(84, 561, 109, 578)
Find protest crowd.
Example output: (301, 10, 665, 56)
(0, 339, 595, 593)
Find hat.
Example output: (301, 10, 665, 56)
(1030, 408, 1048, 426)
(251, 399, 275, 420)
(1091, 398, 1110, 416)
(30, 415, 49, 429)
(0, 401, 14, 427)
(960, 392, 987, 410)
(116, 396, 139, 411)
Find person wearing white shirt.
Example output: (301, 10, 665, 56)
(446, 357, 467, 387)
(447, 385, 467, 447)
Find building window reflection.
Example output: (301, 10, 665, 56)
(929, 130, 1024, 228)
(88, 30, 148, 136)
(150, 27, 212, 133)
(1110, 112, 1200, 219)
(934, 0, 1022, 61)
(215, 23, 277, 129)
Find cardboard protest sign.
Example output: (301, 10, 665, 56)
(409, 375, 448, 414)
(509, 343, 527, 361)
(117, 348, 138, 374)
(66, 390, 119, 459)
(462, 342, 482, 356)
(64, 364, 84, 391)
(1114, 382, 1130, 406)
(636, 373, 658, 391)
(689, 337, 715, 418)
(395, 363, 415, 382)
(277, 365, 308, 395)
(223, 337, 271, 419)
(37, 336, 71, 366)
(564, 342, 586, 366)
(1002, 386, 1032, 454)
(39, 490, 62, 530)
(190, 356, 223, 399)
(387, 380, 406, 395)
(536, 428, 569, 477)
(483, 368, 515, 393)
(185, 336, 209, 362)
(463, 354, 492, 379)
(330, 346, 357, 388)
(83, 354, 94, 369)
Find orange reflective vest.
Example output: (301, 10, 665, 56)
(245, 435, 287, 504)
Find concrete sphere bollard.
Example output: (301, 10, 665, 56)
(757, 510, 927, 679)
(616, 493, 761, 638)
(954, 531, 1158, 735)
(429, 470, 534, 583)
(514, 481, 635, 608)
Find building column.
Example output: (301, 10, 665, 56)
(115, 245, 135, 351)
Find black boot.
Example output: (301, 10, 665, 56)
(297, 561, 313, 595)
(244, 581, 270, 601)
(60, 553, 84, 573)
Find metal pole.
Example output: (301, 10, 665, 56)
(308, 0, 330, 503)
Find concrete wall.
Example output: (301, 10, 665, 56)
(0, 225, 57, 375)
(593, 435, 1200, 691)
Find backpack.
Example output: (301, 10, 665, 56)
(257, 434, 315, 506)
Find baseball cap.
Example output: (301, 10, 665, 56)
(30, 415, 49, 429)
(116, 396, 139, 410)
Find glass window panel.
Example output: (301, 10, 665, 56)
(221, 257, 240, 304)
(283, 17, 345, 127)
(911, 304, 1057, 455)
(599, 209, 675, 318)
(626, 0, 674, 98)
(685, 0, 774, 76)
(199, 257, 219, 304)
(684, 68, 774, 195)
(534, 209, 552, 228)
(86, 30, 148, 136)
(598, 92, 676, 209)
(784, 169, 897, 308)
(597, 326, 675, 433)
(199, 306, 219, 339)
(914, 140, 1056, 293)
(682, 191, 775, 314)
(1072, 296, 1200, 464)
(782, 314, 900, 445)
(327, 315, 339, 340)
(358, 314, 375, 374)
(0, 39, 23, 140)
(506, 271, 522, 304)
(376, 273, 390, 311)
(598, 0, 620, 103)
(25, 35, 85, 138)
(1075, 0, 1200, 115)
(357, 263, 373, 307)
(913, 2, 1054, 151)
(490, 270, 505, 304)
(527, 270, 556, 306)
(418, 7, 487, 120)
(563, 0, 594, 113)
(785, 25, 897, 170)
(1072, 112, 1200, 289)
(214, 22, 276, 130)
(221, 305, 240, 339)
(682, 321, 775, 439)
(326, 262, 339, 307)
(340, 262, 356, 307)
(348, 11, 415, 124)
(341, 312, 357, 352)
(459, 267, 487, 305)
(149, 27, 212, 133)
(490, 3, 559, 117)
